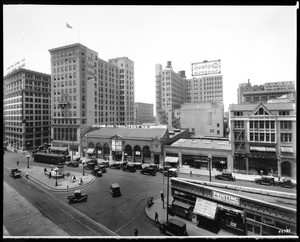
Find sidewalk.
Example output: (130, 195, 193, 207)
(19, 165, 95, 192)
(145, 198, 234, 237)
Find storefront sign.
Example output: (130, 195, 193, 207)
(193, 197, 217, 220)
(112, 139, 122, 151)
(212, 191, 240, 206)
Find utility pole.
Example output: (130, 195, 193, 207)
(167, 168, 170, 223)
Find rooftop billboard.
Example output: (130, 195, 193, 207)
(192, 60, 221, 76)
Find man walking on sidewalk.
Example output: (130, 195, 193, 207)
(160, 191, 164, 209)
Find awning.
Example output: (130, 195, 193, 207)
(193, 197, 217, 220)
(217, 204, 244, 215)
(165, 156, 179, 163)
(50, 146, 68, 152)
(172, 200, 192, 210)
(265, 147, 276, 152)
(86, 148, 95, 154)
(250, 146, 266, 152)
(281, 147, 294, 153)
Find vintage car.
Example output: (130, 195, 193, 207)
(140, 167, 156, 176)
(122, 163, 136, 172)
(159, 165, 172, 173)
(66, 160, 79, 167)
(164, 168, 178, 177)
(110, 183, 121, 197)
(148, 164, 159, 172)
(110, 162, 122, 169)
(159, 218, 188, 236)
(90, 166, 103, 177)
(98, 164, 107, 173)
(74, 157, 82, 164)
(254, 176, 276, 186)
(9, 168, 22, 178)
(99, 160, 109, 168)
(276, 178, 296, 189)
(84, 159, 98, 170)
(67, 190, 88, 204)
(133, 162, 143, 170)
(215, 171, 236, 181)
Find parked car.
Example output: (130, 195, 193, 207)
(133, 162, 143, 170)
(9, 168, 21, 178)
(159, 165, 172, 173)
(140, 167, 156, 176)
(66, 160, 79, 167)
(254, 176, 276, 186)
(74, 157, 82, 164)
(276, 178, 296, 189)
(110, 183, 121, 197)
(215, 171, 235, 181)
(84, 159, 98, 170)
(159, 218, 188, 236)
(67, 190, 88, 204)
(122, 163, 136, 172)
(99, 160, 109, 168)
(164, 168, 178, 177)
(98, 164, 107, 173)
(110, 162, 122, 169)
(90, 166, 103, 177)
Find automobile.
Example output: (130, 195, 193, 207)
(110, 183, 121, 197)
(67, 190, 88, 204)
(133, 162, 143, 170)
(140, 167, 156, 176)
(215, 171, 235, 181)
(99, 160, 109, 168)
(276, 178, 296, 189)
(254, 176, 276, 186)
(110, 162, 122, 169)
(84, 159, 98, 170)
(74, 157, 82, 164)
(122, 163, 136, 172)
(98, 164, 107, 173)
(159, 218, 188, 236)
(164, 168, 178, 177)
(90, 166, 103, 177)
(9, 168, 21, 178)
(148, 164, 159, 172)
(66, 160, 79, 167)
(159, 165, 172, 173)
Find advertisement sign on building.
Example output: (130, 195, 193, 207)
(212, 191, 240, 206)
(112, 139, 122, 151)
(192, 60, 221, 76)
(193, 197, 218, 219)
(6, 58, 26, 74)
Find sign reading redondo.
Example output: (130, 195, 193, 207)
(212, 191, 240, 206)
(192, 60, 221, 76)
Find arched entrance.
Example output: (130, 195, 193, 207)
(133, 145, 141, 162)
(95, 143, 102, 158)
(124, 145, 132, 162)
(103, 143, 110, 159)
(281, 161, 291, 177)
(143, 146, 151, 163)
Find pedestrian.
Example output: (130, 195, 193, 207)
(49, 172, 52, 179)
(44, 167, 47, 173)
(160, 191, 165, 209)
(67, 185, 69, 191)
(17, 161, 19, 166)
(190, 170, 192, 177)
(134, 227, 138, 236)
(155, 211, 159, 223)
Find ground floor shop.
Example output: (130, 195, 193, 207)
(170, 178, 296, 236)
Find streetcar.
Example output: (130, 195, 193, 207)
(33, 152, 67, 165)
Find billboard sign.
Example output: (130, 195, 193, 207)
(6, 58, 26, 74)
(192, 60, 221, 76)
(193, 197, 217, 219)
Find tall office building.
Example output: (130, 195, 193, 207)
(155, 61, 185, 129)
(49, 43, 134, 155)
(135, 102, 154, 124)
(237, 80, 295, 104)
(3, 68, 51, 150)
(109, 57, 135, 125)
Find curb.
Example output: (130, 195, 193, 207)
(20, 171, 96, 192)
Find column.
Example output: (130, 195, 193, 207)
(78, 144, 82, 158)
(141, 150, 144, 163)
(277, 158, 281, 177)
(227, 154, 234, 172)
(178, 150, 182, 167)
(245, 156, 249, 174)
(151, 151, 154, 163)
(121, 150, 125, 162)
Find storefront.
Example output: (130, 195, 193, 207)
(171, 178, 296, 236)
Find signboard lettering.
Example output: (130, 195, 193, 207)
(212, 191, 240, 205)
(193, 197, 217, 219)
(192, 60, 221, 76)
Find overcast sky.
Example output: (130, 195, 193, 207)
(3, 5, 297, 110)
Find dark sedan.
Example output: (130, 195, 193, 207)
(254, 176, 276, 186)
(276, 178, 296, 189)
(215, 171, 235, 181)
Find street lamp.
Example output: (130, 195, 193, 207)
(208, 154, 212, 182)
(83, 163, 85, 176)
(26, 155, 30, 169)
(54, 167, 59, 186)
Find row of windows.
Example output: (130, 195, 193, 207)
(249, 132, 276, 143)
(250, 121, 275, 130)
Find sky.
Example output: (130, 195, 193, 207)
(3, 5, 297, 111)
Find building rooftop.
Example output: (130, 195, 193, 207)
(85, 126, 167, 140)
(170, 138, 231, 151)
(229, 102, 295, 111)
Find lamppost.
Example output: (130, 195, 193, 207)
(83, 163, 85, 176)
(208, 154, 212, 182)
(54, 167, 59, 186)
(26, 155, 30, 169)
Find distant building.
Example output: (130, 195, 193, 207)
(229, 102, 296, 178)
(175, 102, 224, 137)
(3, 68, 51, 150)
(237, 80, 295, 104)
(135, 102, 154, 125)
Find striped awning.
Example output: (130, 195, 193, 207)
(250, 146, 266, 152)
(172, 200, 192, 210)
(265, 147, 276, 152)
(165, 156, 179, 163)
(281, 147, 293, 153)
(50, 146, 68, 152)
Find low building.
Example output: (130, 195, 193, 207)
(229, 102, 296, 178)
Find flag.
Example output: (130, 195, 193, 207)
(66, 22, 72, 29)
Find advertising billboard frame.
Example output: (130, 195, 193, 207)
(191, 59, 221, 77)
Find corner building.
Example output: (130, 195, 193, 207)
(49, 43, 134, 155)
